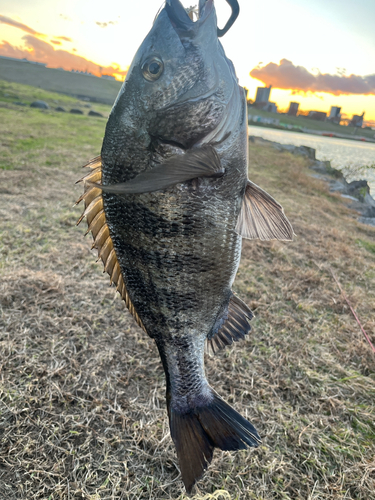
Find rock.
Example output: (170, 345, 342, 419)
(365, 192, 375, 208)
(30, 100, 49, 109)
(55, 106, 66, 112)
(70, 108, 84, 114)
(88, 110, 104, 117)
(293, 145, 316, 160)
(329, 178, 349, 193)
(346, 180, 370, 202)
(310, 160, 343, 178)
(341, 194, 360, 202)
(358, 217, 375, 227)
(364, 205, 375, 218)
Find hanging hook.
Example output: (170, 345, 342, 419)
(217, 0, 240, 37)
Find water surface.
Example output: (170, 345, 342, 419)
(248, 125, 375, 196)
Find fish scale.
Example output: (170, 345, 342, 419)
(104, 181, 240, 334)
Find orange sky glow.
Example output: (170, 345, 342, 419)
(0, 2, 374, 126)
(0, 15, 128, 79)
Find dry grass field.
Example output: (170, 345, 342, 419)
(0, 81, 374, 500)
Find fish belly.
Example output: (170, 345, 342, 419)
(102, 185, 241, 341)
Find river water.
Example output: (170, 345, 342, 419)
(248, 125, 375, 196)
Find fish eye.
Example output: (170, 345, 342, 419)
(141, 57, 164, 82)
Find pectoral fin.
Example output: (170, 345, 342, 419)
(89, 146, 224, 194)
(235, 180, 294, 241)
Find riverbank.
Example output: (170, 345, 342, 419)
(248, 117, 375, 143)
(249, 135, 375, 227)
(247, 106, 375, 143)
(0, 81, 374, 499)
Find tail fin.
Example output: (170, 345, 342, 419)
(169, 392, 260, 493)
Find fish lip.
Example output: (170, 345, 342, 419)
(165, 0, 214, 36)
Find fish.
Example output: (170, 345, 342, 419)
(76, 0, 293, 492)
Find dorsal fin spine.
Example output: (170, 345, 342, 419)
(77, 156, 147, 333)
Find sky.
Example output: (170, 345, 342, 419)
(1, 0, 375, 125)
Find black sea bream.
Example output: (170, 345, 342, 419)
(77, 0, 293, 492)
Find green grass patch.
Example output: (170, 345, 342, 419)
(356, 238, 375, 254)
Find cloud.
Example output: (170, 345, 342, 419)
(56, 36, 72, 42)
(0, 16, 72, 44)
(0, 35, 128, 78)
(50, 40, 62, 45)
(96, 21, 117, 28)
(250, 59, 375, 96)
(0, 40, 28, 59)
(0, 14, 44, 36)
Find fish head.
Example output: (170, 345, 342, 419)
(103, 0, 240, 168)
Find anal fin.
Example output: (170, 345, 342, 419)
(206, 294, 254, 356)
(236, 180, 294, 241)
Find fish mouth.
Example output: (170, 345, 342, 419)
(165, 0, 239, 37)
(165, 0, 214, 35)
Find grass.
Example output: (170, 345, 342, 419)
(0, 81, 109, 173)
(0, 58, 121, 105)
(356, 239, 375, 255)
(0, 81, 375, 499)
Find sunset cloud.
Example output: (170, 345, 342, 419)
(0, 14, 44, 36)
(0, 35, 127, 78)
(250, 59, 375, 96)
(0, 15, 72, 44)
(50, 40, 62, 45)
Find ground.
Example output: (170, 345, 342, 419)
(0, 81, 374, 500)
(0, 59, 121, 105)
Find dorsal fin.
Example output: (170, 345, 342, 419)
(206, 294, 253, 356)
(236, 180, 294, 241)
(76, 156, 146, 334)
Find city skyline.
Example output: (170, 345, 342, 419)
(1, 0, 374, 124)
(251, 84, 368, 126)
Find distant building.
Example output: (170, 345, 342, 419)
(253, 101, 278, 113)
(348, 112, 365, 127)
(328, 106, 341, 124)
(70, 69, 96, 77)
(255, 85, 272, 104)
(265, 102, 278, 113)
(101, 74, 116, 80)
(308, 110, 327, 121)
(252, 85, 278, 112)
(287, 102, 299, 116)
